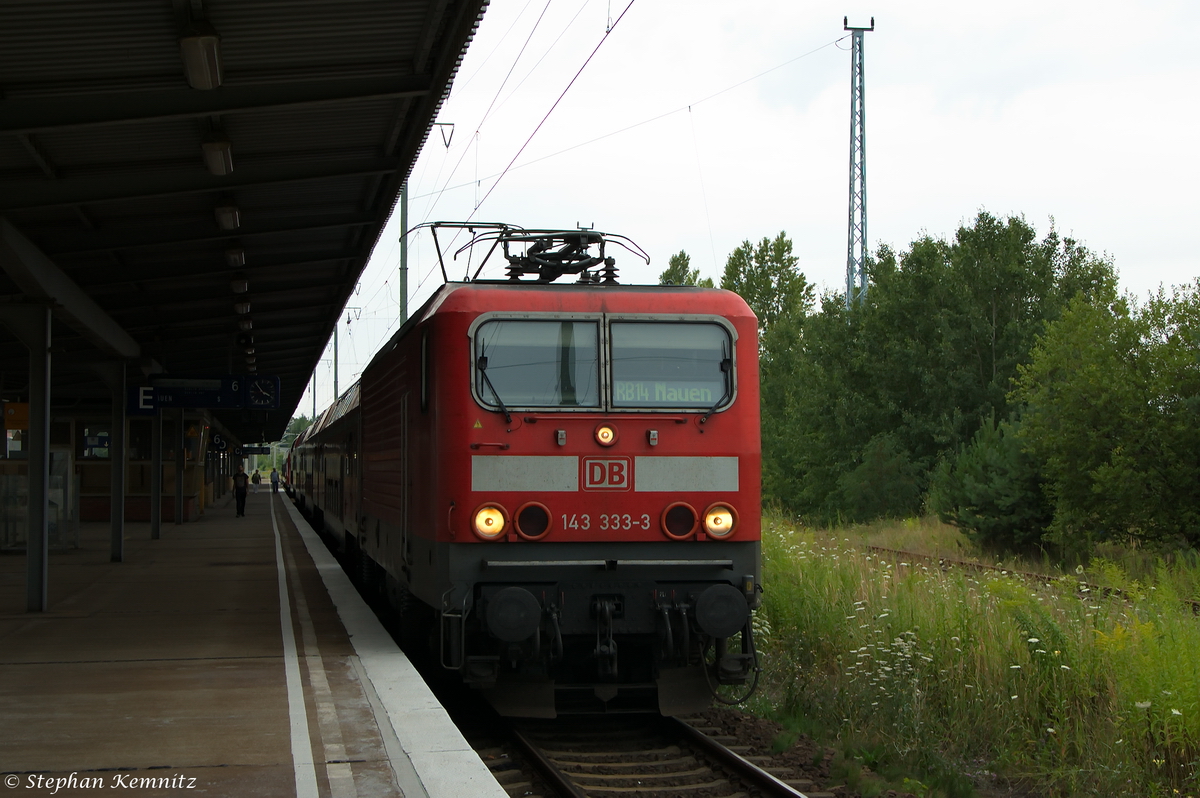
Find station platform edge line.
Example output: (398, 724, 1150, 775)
(278, 494, 508, 798)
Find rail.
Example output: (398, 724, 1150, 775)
(461, 710, 830, 798)
(864, 545, 1200, 615)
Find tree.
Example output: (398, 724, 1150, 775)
(757, 213, 1116, 524)
(1013, 284, 1200, 551)
(715, 232, 818, 513)
(280, 415, 311, 447)
(927, 413, 1052, 552)
(720, 233, 813, 340)
(658, 250, 714, 287)
(837, 432, 923, 521)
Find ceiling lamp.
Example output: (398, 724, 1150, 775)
(237, 318, 253, 331)
(230, 276, 248, 294)
(245, 356, 257, 365)
(234, 300, 251, 315)
(203, 132, 233, 175)
(214, 204, 240, 230)
(179, 21, 223, 90)
(226, 247, 246, 268)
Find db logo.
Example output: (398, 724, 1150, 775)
(582, 457, 632, 491)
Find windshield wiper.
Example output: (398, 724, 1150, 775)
(476, 341, 513, 424)
(699, 345, 732, 426)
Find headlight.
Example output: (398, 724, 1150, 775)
(515, 501, 552, 540)
(661, 502, 698, 540)
(703, 503, 737, 538)
(594, 423, 618, 447)
(472, 504, 508, 540)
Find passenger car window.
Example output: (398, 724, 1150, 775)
(610, 322, 731, 408)
(475, 320, 600, 408)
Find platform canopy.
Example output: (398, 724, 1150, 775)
(0, 0, 487, 443)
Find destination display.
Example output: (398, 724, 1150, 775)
(152, 376, 244, 408)
(612, 380, 720, 407)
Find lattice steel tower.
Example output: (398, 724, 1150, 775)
(845, 16, 873, 308)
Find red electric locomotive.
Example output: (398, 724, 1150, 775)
(291, 225, 761, 717)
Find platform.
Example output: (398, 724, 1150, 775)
(0, 490, 506, 798)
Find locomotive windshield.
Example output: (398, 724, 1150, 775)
(610, 322, 731, 408)
(475, 320, 601, 408)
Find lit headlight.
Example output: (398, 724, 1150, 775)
(703, 503, 737, 538)
(473, 504, 507, 539)
(594, 423, 618, 446)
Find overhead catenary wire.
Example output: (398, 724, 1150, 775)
(443, 0, 539, 100)
(409, 22, 845, 280)
(462, 28, 845, 281)
(413, 0, 623, 265)
(492, 0, 594, 120)
(318, 31, 852, 407)
(406, 33, 849, 205)
(463, 0, 639, 226)
(421, 0, 557, 223)
(688, 105, 721, 279)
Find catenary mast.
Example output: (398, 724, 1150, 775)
(845, 16, 873, 309)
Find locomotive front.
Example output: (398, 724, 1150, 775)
(418, 228, 762, 717)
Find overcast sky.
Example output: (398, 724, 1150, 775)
(297, 0, 1200, 417)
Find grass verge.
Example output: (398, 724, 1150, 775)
(749, 514, 1200, 797)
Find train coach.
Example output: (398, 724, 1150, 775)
(291, 225, 761, 717)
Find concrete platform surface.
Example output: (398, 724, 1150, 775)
(0, 490, 506, 798)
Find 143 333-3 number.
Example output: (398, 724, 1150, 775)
(560, 513, 652, 531)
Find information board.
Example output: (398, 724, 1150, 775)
(152, 377, 244, 408)
(135, 375, 282, 410)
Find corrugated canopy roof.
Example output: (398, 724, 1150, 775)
(0, 0, 487, 443)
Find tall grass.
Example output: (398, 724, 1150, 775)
(754, 516, 1200, 797)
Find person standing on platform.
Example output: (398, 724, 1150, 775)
(269, 467, 280, 493)
(233, 465, 249, 517)
(251, 469, 261, 494)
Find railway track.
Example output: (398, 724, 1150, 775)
(865, 545, 1200, 614)
(296, 505, 837, 798)
(458, 710, 834, 798)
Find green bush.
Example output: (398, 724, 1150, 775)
(927, 414, 1052, 553)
